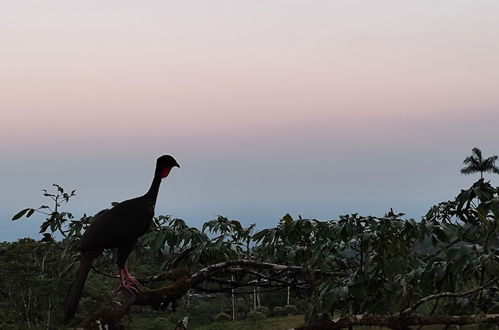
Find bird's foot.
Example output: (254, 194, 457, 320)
(117, 267, 143, 293)
(122, 282, 140, 293)
(123, 268, 144, 290)
(115, 279, 140, 294)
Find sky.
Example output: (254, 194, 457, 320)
(1, 1, 498, 241)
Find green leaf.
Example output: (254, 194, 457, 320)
(337, 286, 349, 299)
(230, 220, 242, 230)
(39, 220, 51, 233)
(12, 208, 30, 220)
(252, 229, 270, 242)
(433, 226, 449, 243)
(54, 184, 64, 193)
(282, 213, 293, 223)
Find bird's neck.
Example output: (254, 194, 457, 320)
(144, 172, 162, 207)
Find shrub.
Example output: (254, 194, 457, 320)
(247, 310, 266, 320)
(284, 304, 298, 315)
(273, 306, 287, 317)
(255, 306, 270, 316)
(214, 312, 232, 322)
(186, 300, 223, 324)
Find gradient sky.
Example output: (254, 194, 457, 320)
(1, 1, 499, 241)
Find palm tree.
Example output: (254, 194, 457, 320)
(460, 147, 499, 179)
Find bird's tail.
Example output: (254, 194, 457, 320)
(63, 256, 92, 323)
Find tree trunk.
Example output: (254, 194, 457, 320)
(253, 288, 257, 310)
(232, 276, 236, 320)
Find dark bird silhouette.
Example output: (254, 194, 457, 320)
(63, 155, 179, 323)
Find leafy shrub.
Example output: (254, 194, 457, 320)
(185, 301, 222, 325)
(273, 306, 286, 316)
(214, 312, 231, 322)
(255, 305, 270, 316)
(284, 304, 298, 315)
(247, 310, 266, 320)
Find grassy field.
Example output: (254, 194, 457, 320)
(128, 314, 483, 330)
(192, 317, 481, 330)
(193, 314, 305, 330)
(129, 314, 305, 330)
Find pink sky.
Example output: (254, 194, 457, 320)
(1, 1, 498, 240)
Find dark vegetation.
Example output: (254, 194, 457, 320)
(2, 147, 499, 329)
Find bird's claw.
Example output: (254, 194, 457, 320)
(115, 281, 140, 294)
(118, 267, 144, 293)
(123, 283, 140, 294)
(132, 281, 145, 291)
(124, 275, 144, 290)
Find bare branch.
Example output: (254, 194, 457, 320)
(191, 259, 346, 284)
(403, 277, 498, 315)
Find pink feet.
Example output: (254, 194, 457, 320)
(118, 267, 143, 293)
(123, 266, 141, 286)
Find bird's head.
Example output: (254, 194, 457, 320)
(156, 155, 180, 178)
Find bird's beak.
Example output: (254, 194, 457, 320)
(175, 163, 180, 168)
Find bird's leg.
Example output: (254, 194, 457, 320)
(118, 268, 139, 293)
(123, 266, 143, 288)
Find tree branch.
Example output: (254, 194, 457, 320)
(403, 277, 498, 315)
(292, 314, 499, 330)
(74, 259, 337, 328)
(190, 259, 345, 284)
(75, 269, 191, 329)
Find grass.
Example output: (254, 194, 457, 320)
(128, 314, 483, 330)
(128, 314, 305, 330)
(193, 314, 305, 330)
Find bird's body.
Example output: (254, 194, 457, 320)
(63, 155, 179, 323)
(80, 197, 154, 251)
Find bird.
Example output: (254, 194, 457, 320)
(63, 155, 180, 323)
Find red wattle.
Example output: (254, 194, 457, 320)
(160, 167, 172, 178)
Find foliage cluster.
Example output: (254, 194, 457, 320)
(214, 312, 232, 322)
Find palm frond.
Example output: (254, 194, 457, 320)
(484, 167, 499, 174)
(471, 147, 483, 161)
(460, 167, 477, 175)
(489, 155, 498, 161)
(462, 156, 475, 165)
